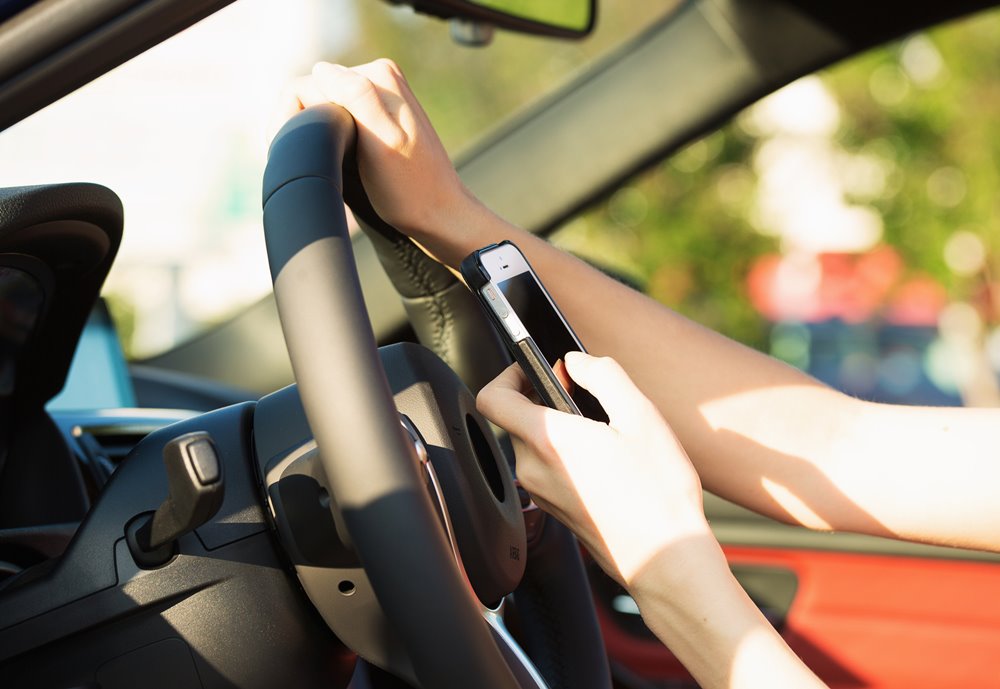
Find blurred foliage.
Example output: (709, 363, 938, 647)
(554, 128, 774, 350)
(553, 7, 1000, 351)
(827, 15, 1000, 298)
(333, 0, 678, 153)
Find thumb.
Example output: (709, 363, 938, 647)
(564, 352, 659, 434)
(476, 364, 548, 441)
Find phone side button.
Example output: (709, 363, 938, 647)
(482, 286, 510, 318)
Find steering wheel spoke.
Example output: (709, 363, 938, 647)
(484, 603, 552, 689)
(408, 413, 550, 689)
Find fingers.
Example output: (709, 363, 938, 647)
(350, 58, 406, 93)
(279, 59, 413, 139)
(289, 74, 325, 108)
(348, 59, 426, 124)
(478, 363, 600, 463)
(309, 61, 408, 145)
(552, 358, 574, 394)
(312, 62, 379, 109)
(476, 364, 548, 440)
(564, 352, 660, 434)
(478, 355, 659, 440)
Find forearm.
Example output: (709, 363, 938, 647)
(476, 334, 825, 687)
(820, 400, 1000, 551)
(416, 197, 862, 531)
(537, 224, 1000, 549)
(630, 531, 826, 689)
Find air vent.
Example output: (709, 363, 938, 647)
(73, 426, 150, 496)
(79, 428, 150, 463)
(64, 411, 192, 496)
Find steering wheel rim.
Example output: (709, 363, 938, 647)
(262, 104, 612, 689)
(263, 103, 529, 689)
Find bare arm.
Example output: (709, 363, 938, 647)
(477, 356, 828, 689)
(415, 202, 1000, 552)
(294, 60, 1000, 554)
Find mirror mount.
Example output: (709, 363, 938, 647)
(450, 19, 496, 47)
(390, 0, 596, 40)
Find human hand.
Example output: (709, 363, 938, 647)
(476, 352, 712, 587)
(270, 59, 477, 250)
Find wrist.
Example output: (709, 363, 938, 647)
(628, 530, 827, 689)
(408, 185, 523, 268)
(627, 520, 728, 605)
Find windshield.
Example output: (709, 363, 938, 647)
(553, 7, 1000, 408)
(0, 0, 673, 359)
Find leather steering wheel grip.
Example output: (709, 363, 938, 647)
(341, 138, 512, 395)
(262, 104, 521, 689)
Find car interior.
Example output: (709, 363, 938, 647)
(1, 1, 1000, 688)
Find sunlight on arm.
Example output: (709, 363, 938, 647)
(700, 382, 1000, 551)
(760, 478, 832, 531)
(699, 384, 848, 464)
(631, 536, 829, 689)
(695, 383, 907, 539)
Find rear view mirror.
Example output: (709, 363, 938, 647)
(463, 0, 595, 34)
(397, 0, 596, 39)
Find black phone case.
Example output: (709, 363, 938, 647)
(461, 243, 582, 416)
(512, 337, 581, 416)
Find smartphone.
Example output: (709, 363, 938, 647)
(461, 241, 608, 422)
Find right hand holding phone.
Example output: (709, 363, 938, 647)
(477, 352, 713, 588)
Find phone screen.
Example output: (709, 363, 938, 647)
(496, 271, 608, 422)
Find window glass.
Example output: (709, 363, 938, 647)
(0, 0, 675, 358)
(552, 8, 1000, 407)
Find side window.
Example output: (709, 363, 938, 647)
(551, 8, 1000, 408)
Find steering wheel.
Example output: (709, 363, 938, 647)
(261, 104, 612, 689)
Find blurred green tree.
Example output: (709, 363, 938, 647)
(334, 0, 676, 152)
(553, 7, 1000, 353)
